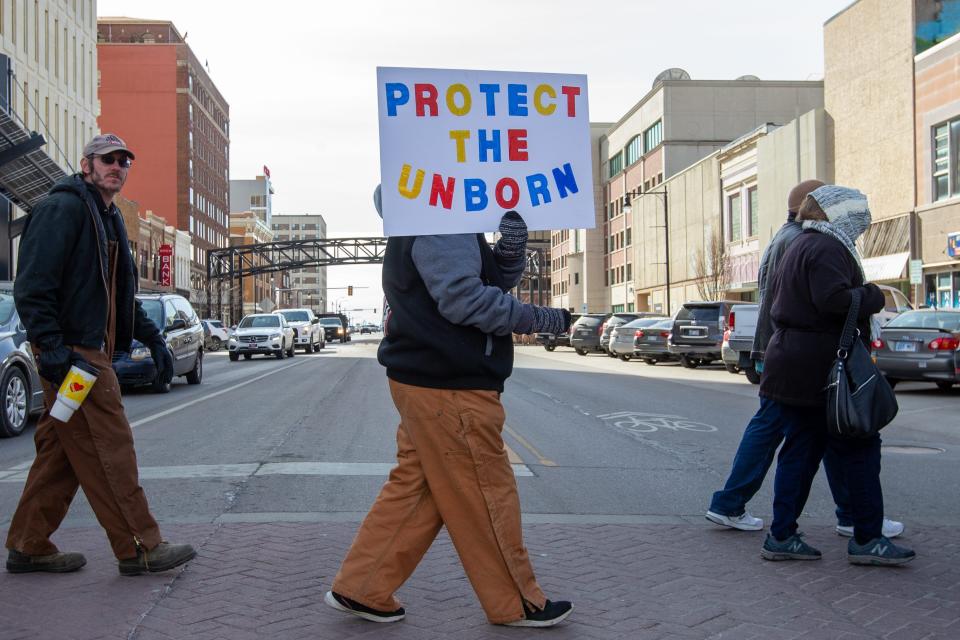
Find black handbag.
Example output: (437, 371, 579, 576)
(825, 289, 899, 438)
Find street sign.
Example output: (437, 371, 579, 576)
(909, 259, 923, 285)
(259, 297, 276, 313)
(159, 244, 173, 287)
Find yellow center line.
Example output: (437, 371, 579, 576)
(503, 424, 557, 467)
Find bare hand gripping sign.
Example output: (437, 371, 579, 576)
(377, 66, 594, 236)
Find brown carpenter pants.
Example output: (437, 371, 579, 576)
(6, 240, 162, 560)
(332, 380, 546, 624)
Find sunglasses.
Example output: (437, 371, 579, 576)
(95, 154, 133, 168)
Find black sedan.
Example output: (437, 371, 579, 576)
(872, 309, 960, 391)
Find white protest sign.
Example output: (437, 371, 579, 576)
(377, 66, 594, 236)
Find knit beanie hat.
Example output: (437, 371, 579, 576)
(787, 179, 825, 213)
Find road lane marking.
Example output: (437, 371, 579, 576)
(0, 460, 534, 483)
(504, 424, 556, 467)
(504, 443, 523, 464)
(129, 359, 309, 428)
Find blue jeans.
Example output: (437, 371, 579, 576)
(709, 398, 854, 524)
(770, 402, 883, 544)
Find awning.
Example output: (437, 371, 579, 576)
(862, 252, 909, 282)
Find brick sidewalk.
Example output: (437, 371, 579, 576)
(1, 521, 957, 640)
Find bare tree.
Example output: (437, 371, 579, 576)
(693, 229, 729, 301)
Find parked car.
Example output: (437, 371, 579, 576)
(634, 318, 677, 365)
(277, 308, 325, 352)
(600, 313, 643, 356)
(609, 316, 669, 361)
(872, 309, 960, 391)
(0, 288, 45, 437)
(201, 319, 230, 351)
(877, 284, 914, 326)
(668, 301, 738, 368)
(318, 316, 348, 343)
(113, 294, 204, 393)
(721, 303, 761, 384)
(536, 313, 581, 351)
(228, 313, 296, 360)
(570, 314, 611, 355)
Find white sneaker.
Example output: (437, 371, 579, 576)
(705, 510, 764, 531)
(836, 518, 904, 539)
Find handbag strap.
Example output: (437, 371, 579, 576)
(837, 288, 862, 355)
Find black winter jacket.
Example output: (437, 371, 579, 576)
(14, 175, 161, 353)
(759, 231, 884, 407)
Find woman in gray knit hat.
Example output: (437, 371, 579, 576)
(758, 186, 915, 566)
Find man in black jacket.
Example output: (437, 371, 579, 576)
(6, 134, 195, 577)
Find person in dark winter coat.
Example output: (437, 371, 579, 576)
(6, 134, 195, 578)
(759, 185, 915, 566)
(326, 187, 573, 627)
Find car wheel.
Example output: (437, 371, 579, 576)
(287, 341, 295, 357)
(185, 351, 203, 385)
(619, 354, 631, 362)
(229, 352, 239, 362)
(679, 355, 699, 369)
(276, 346, 285, 359)
(210, 337, 222, 352)
(243, 353, 253, 360)
(317, 340, 325, 350)
(151, 377, 171, 394)
(0, 367, 29, 438)
(724, 364, 740, 374)
(744, 363, 762, 385)
(606, 350, 617, 358)
(544, 345, 556, 352)
(936, 381, 954, 391)
(643, 358, 657, 365)
(575, 348, 587, 356)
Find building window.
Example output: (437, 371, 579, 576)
(626, 227, 632, 246)
(643, 120, 663, 153)
(728, 193, 742, 242)
(608, 151, 623, 178)
(626, 263, 632, 281)
(747, 186, 758, 237)
(933, 121, 960, 201)
(574, 272, 579, 285)
(626, 135, 642, 166)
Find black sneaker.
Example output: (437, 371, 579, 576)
(848, 536, 916, 566)
(760, 532, 822, 561)
(503, 600, 574, 627)
(324, 591, 405, 623)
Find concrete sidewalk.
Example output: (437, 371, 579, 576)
(0, 520, 956, 640)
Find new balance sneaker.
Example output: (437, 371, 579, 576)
(836, 518, 904, 539)
(503, 600, 574, 627)
(760, 532, 822, 561)
(705, 510, 764, 531)
(324, 591, 405, 623)
(848, 536, 916, 566)
(6, 549, 86, 573)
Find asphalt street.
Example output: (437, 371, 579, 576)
(1, 336, 957, 530)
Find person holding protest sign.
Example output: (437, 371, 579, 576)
(325, 187, 573, 627)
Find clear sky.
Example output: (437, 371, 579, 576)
(98, 0, 851, 323)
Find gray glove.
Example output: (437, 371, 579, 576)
(515, 305, 571, 335)
(495, 210, 527, 259)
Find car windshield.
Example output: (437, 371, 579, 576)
(653, 319, 674, 329)
(623, 317, 667, 329)
(209, 321, 223, 328)
(319, 318, 342, 326)
(676, 306, 720, 322)
(280, 311, 310, 322)
(885, 311, 960, 331)
(575, 316, 605, 327)
(139, 300, 163, 329)
(240, 315, 281, 328)
(607, 315, 636, 327)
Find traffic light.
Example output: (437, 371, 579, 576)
(348, 285, 353, 296)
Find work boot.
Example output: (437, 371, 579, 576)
(6, 549, 87, 573)
(118, 541, 196, 576)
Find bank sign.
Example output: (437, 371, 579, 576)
(377, 66, 594, 236)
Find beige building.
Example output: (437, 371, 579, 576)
(230, 211, 274, 317)
(1, 0, 99, 278)
(270, 213, 327, 313)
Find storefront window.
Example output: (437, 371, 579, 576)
(927, 271, 960, 309)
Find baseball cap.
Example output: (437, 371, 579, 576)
(82, 133, 135, 160)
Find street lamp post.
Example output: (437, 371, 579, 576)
(623, 189, 669, 315)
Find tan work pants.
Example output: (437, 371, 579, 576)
(332, 380, 546, 624)
(6, 240, 162, 560)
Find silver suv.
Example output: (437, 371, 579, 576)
(277, 309, 325, 353)
(228, 313, 296, 360)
